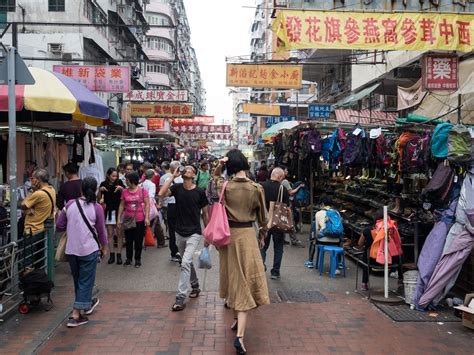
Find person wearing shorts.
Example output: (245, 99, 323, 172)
(98, 168, 125, 265)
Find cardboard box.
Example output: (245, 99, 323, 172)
(454, 293, 474, 330)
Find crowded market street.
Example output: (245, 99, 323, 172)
(2, 229, 473, 354)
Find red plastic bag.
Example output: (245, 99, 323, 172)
(144, 226, 155, 247)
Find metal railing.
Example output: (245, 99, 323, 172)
(0, 219, 54, 320)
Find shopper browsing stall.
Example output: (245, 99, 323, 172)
(56, 163, 82, 210)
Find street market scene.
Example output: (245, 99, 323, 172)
(0, 0, 474, 354)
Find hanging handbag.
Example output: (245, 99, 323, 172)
(267, 185, 294, 233)
(55, 232, 68, 262)
(203, 181, 231, 247)
(123, 188, 142, 231)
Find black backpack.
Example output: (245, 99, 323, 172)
(19, 269, 54, 295)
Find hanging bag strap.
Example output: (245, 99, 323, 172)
(218, 181, 229, 205)
(277, 185, 284, 203)
(134, 188, 142, 218)
(40, 188, 54, 215)
(75, 199, 101, 249)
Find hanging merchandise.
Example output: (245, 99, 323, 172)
(306, 128, 322, 158)
(401, 134, 430, 173)
(421, 161, 455, 204)
(447, 124, 472, 164)
(431, 123, 453, 159)
(72, 131, 86, 163)
(369, 216, 403, 265)
(343, 127, 365, 167)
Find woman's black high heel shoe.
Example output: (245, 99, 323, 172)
(234, 336, 246, 354)
(231, 319, 238, 331)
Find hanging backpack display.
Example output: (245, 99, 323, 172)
(322, 137, 331, 162)
(402, 135, 424, 173)
(343, 129, 363, 167)
(431, 122, 453, 159)
(319, 209, 344, 239)
(447, 124, 472, 164)
(294, 182, 310, 207)
(421, 161, 454, 203)
(307, 129, 322, 156)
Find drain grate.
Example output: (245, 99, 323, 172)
(276, 290, 328, 303)
(374, 303, 461, 322)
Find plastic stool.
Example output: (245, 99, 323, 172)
(318, 245, 346, 278)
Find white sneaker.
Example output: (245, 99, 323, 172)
(389, 271, 399, 279)
(335, 269, 341, 275)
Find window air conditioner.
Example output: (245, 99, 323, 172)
(48, 43, 63, 54)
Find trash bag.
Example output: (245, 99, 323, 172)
(198, 247, 212, 269)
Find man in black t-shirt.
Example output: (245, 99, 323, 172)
(159, 165, 209, 311)
(260, 167, 290, 280)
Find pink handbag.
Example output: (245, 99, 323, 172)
(203, 181, 231, 247)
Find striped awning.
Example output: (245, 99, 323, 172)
(334, 109, 397, 125)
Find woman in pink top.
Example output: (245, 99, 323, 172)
(56, 177, 108, 328)
(117, 171, 150, 268)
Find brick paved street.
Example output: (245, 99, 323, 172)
(1, 240, 474, 354)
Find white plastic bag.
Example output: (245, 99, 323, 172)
(198, 247, 212, 269)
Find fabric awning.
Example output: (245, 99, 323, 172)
(414, 58, 474, 125)
(334, 83, 380, 108)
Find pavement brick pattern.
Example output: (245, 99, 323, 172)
(28, 291, 473, 355)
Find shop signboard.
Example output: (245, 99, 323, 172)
(265, 116, 296, 128)
(226, 64, 302, 89)
(422, 54, 459, 91)
(124, 90, 188, 102)
(172, 125, 231, 134)
(308, 104, 331, 119)
(181, 133, 231, 140)
(147, 118, 165, 131)
(53, 65, 130, 93)
(273, 10, 474, 52)
(130, 103, 193, 118)
(171, 116, 215, 126)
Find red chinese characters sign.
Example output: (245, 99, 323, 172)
(53, 65, 131, 93)
(273, 10, 474, 52)
(171, 116, 215, 126)
(130, 103, 193, 118)
(172, 125, 231, 134)
(147, 118, 165, 131)
(423, 54, 459, 91)
(181, 133, 231, 140)
(226, 64, 302, 89)
(124, 90, 188, 102)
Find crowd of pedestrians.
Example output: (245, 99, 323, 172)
(19, 150, 310, 353)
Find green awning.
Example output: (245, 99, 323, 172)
(334, 83, 380, 108)
(108, 109, 121, 125)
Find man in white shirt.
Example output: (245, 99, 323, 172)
(140, 169, 156, 200)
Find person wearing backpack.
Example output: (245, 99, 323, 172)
(56, 177, 108, 328)
(305, 196, 343, 270)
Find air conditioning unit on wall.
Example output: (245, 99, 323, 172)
(48, 43, 63, 54)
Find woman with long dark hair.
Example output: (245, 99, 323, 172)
(117, 171, 150, 268)
(56, 177, 108, 328)
(215, 149, 269, 354)
(98, 168, 125, 265)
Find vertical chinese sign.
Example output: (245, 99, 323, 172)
(53, 65, 131, 93)
(422, 54, 459, 91)
(272, 10, 474, 52)
(226, 64, 302, 89)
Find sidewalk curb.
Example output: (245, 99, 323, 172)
(21, 288, 100, 355)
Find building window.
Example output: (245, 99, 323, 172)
(146, 37, 173, 53)
(146, 13, 172, 26)
(146, 63, 168, 74)
(49, 0, 65, 12)
(0, 0, 16, 12)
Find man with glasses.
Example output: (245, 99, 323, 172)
(158, 165, 209, 311)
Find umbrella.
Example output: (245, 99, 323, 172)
(417, 226, 474, 309)
(0, 67, 109, 126)
(262, 120, 300, 139)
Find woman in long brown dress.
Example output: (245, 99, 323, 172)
(216, 149, 269, 354)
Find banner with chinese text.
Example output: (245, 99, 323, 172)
(130, 103, 193, 118)
(171, 116, 215, 126)
(181, 133, 231, 140)
(273, 10, 474, 52)
(53, 65, 130, 92)
(124, 90, 188, 102)
(242, 103, 281, 116)
(147, 118, 166, 131)
(422, 54, 459, 91)
(172, 125, 231, 134)
(226, 64, 302, 89)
